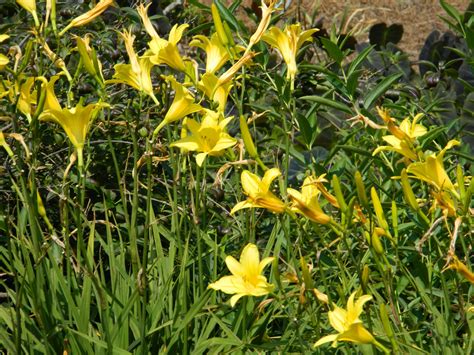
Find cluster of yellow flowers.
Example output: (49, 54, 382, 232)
(208, 243, 385, 349)
(230, 168, 334, 225)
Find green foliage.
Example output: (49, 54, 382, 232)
(0, 0, 472, 354)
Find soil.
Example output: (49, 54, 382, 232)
(198, 0, 472, 60)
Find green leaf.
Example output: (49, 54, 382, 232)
(214, 0, 241, 32)
(363, 72, 403, 109)
(347, 45, 374, 77)
(320, 37, 344, 64)
(300, 95, 353, 114)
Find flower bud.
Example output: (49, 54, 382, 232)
(240, 115, 258, 158)
(355, 170, 369, 209)
(300, 256, 313, 289)
(379, 303, 394, 338)
(332, 175, 347, 212)
(211, 4, 229, 46)
(400, 168, 419, 212)
(361, 265, 370, 291)
(371, 187, 389, 231)
(371, 231, 384, 255)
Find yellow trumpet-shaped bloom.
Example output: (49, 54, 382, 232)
(170, 110, 237, 167)
(406, 140, 459, 193)
(315, 292, 375, 348)
(197, 72, 232, 112)
(60, 0, 114, 36)
(153, 75, 202, 135)
(262, 23, 318, 82)
(197, 51, 254, 112)
(39, 77, 108, 167)
(108, 30, 158, 104)
(208, 243, 274, 307)
(287, 176, 331, 224)
(231, 168, 286, 214)
(138, 3, 188, 71)
(0, 34, 9, 70)
(190, 33, 235, 74)
(373, 110, 427, 160)
(16, 77, 37, 119)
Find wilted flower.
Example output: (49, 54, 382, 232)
(39, 77, 108, 168)
(108, 30, 158, 104)
(231, 168, 286, 214)
(315, 292, 376, 348)
(445, 256, 474, 284)
(208, 243, 274, 307)
(170, 110, 236, 167)
(287, 176, 331, 224)
(153, 75, 202, 136)
(0, 130, 14, 157)
(138, 3, 188, 71)
(60, 0, 114, 36)
(262, 23, 318, 83)
(246, 0, 277, 52)
(373, 110, 427, 161)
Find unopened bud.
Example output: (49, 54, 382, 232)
(354, 170, 369, 208)
(300, 256, 313, 289)
(240, 115, 258, 158)
(371, 231, 384, 255)
(400, 168, 419, 212)
(211, 4, 229, 46)
(371, 187, 389, 231)
(361, 265, 370, 290)
(332, 175, 347, 212)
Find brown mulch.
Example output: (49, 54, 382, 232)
(199, 0, 471, 60)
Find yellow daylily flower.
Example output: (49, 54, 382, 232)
(373, 111, 427, 160)
(108, 30, 158, 104)
(16, 0, 39, 26)
(16, 76, 37, 119)
(190, 33, 235, 74)
(287, 176, 331, 224)
(0, 34, 9, 70)
(197, 72, 232, 112)
(406, 140, 459, 193)
(231, 168, 286, 214)
(208, 243, 274, 307)
(445, 256, 474, 284)
(262, 23, 318, 83)
(60, 0, 114, 36)
(170, 110, 237, 167)
(39, 77, 108, 168)
(315, 292, 375, 348)
(75, 34, 104, 83)
(197, 51, 254, 112)
(153, 75, 202, 136)
(138, 3, 188, 71)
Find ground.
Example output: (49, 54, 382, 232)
(200, 0, 472, 60)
